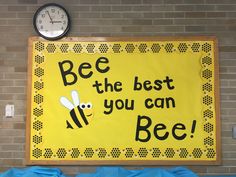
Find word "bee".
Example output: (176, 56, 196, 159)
(60, 90, 93, 129)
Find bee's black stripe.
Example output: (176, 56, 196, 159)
(70, 109, 82, 128)
(77, 107, 89, 125)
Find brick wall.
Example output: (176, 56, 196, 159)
(0, 0, 236, 176)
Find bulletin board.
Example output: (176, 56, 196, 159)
(26, 36, 220, 165)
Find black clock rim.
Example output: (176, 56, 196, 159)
(33, 3, 71, 41)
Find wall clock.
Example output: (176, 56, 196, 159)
(33, 3, 70, 40)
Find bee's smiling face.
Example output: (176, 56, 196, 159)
(80, 102, 93, 119)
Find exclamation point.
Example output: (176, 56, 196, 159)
(190, 120, 196, 138)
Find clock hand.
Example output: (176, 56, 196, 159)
(52, 21, 62, 23)
(46, 10, 53, 24)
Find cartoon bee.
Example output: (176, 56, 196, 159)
(60, 90, 93, 129)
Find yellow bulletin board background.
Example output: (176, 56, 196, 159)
(26, 37, 220, 165)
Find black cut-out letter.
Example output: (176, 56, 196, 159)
(58, 60, 77, 86)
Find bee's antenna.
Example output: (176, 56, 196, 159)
(71, 90, 80, 106)
(60, 97, 74, 110)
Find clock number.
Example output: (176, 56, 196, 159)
(51, 8, 55, 13)
(40, 25, 43, 29)
(61, 14, 64, 19)
(41, 14, 45, 18)
(38, 19, 42, 24)
(63, 20, 66, 25)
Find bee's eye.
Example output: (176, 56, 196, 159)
(80, 103, 86, 109)
(86, 102, 92, 109)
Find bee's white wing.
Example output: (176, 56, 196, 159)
(71, 90, 80, 107)
(60, 97, 74, 110)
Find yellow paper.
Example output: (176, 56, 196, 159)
(29, 39, 218, 163)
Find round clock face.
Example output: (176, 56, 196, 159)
(33, 3, 70, 40)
